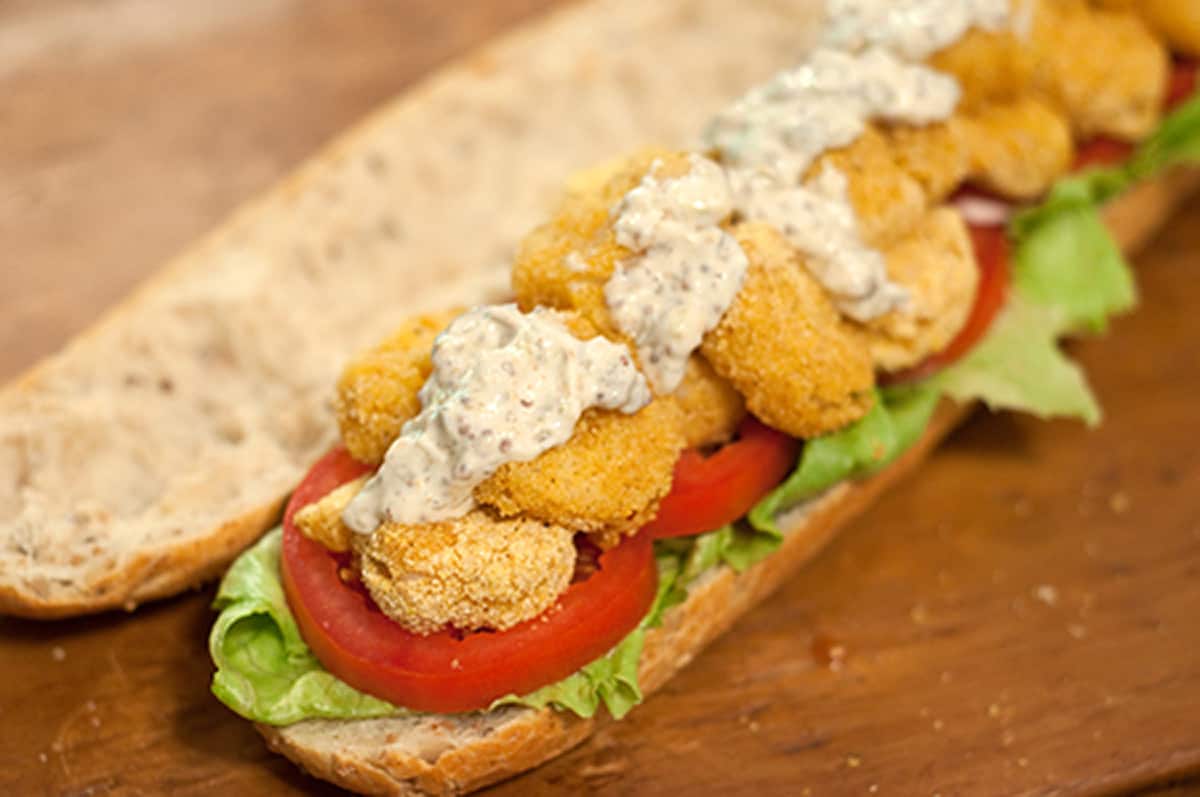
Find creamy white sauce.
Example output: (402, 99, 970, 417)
(706, 47, 960, 184)
(343, 304, 650, 533)
(821, 0, 1011, 60)
(704, 46, 960, 321)
(605, 155, 749, 392)
(730, 164, 907, 321)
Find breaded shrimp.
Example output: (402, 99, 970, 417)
(334, 308, 461, 465)
(673, 355, 746, 448)
(809, 126, 927, 249)
(929, 27, 1036, 109)
(511, 149, 691, 339)
(474, 399, 686, 548)
(356, 510, 577, 635)
(701, 223, 876, 439)
(1092, 0, 1200, 56)
(886, 117, 973, 206)
(862, 208, 980, 373)
(292, 476, 368, 553)
(962, 95, 1075, 200)
(1029, 0, 1169, 140)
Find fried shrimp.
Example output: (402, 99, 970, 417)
(962, 95, 1075, 200)
(1091, 0, 1200, 56)
(701, 223, 875, 439)
(928, 27, 1036, 109)
(355, 510, 577, 635)
(810, 126, 927, 249)
(886, 118, 972, 206)
(292, 476, 368, 553)
(334, 308, 461, 465)
(673, 355, 745, 448)
(474, 399, 686, 548)
(862, 208, 979, 373)
(1029, 0, 1169, 140)
(511, 149, 690, 339)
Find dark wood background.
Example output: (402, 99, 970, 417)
(2, 2, 1199, 794)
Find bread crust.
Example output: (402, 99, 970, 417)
(255, 173, 1199, 795)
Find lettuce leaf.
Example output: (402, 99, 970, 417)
(209, 528, 400, 725)
(1010, 188, 1137, 333)
(1128, 92, 1200, 180)
(931, 297, 1100, 425)
(493, 552, 685, 719)
(747, 385, 941, 534)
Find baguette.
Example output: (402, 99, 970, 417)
(254, 174, 1199, 795)
(0, 0, 825, 618)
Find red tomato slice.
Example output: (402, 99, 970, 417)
(281, 447, 659, 713)
(1074, 59, 1198, 170)
(1074, 137, 1136, 170)
(641, 416, 799, 539)
(883, 224, 1011, 385)
(1167, 58, 1198, 111)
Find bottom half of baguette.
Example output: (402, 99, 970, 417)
(255, 170, 1200, 795)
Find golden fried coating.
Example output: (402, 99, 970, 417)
(474, 399, 686, 548)
(292, 476, 367, 553)
(1091, 0, 1200, 57)
(701, 223, 876, 439)
(1029, 0, 1169, 140)
(511, 149, 691, 340)
(356, 510, 576, 635)
(928, 27, 1037, 109)
(673, 355, 746, 449)
(886, 117, 972, 206)
(962, 95, 1075, 200)
(334, 308, 462, 465)
(862, 208, 980, 373)
(809, 126, 927, 249)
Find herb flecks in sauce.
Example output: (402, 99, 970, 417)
(344, 305, 650, 533)
(605, 155, 749, 393)
(822, 0, 1010, 60)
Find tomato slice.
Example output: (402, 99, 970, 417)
(641, 416, 799, 539)
(1167, 58, 1198, 111)
(281, 447, 659, 714)
(883, 224, 1011, 385)
(1074, 137, 1136, 170)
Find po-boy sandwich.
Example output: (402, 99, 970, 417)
(202, 0, 1200, 794)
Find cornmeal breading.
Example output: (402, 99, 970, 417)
(292, 476, 367, 553)
(334, 308, 461, 465)
(886, 118, 972, 206)
(356, 510, 577, 635)
(962, 95, 1075, 200)
(511, 149, 690, 342)
(672, 355, 745, 448)
(1029, 0, 1169, 141)
(701, 223, 875, 439)
(929, 27, 1037, 109)
(810, 126, 927, 249)
(862, 208, 980, 373)
(1091, 0, 1200, 55)
(474, 399, 686, 548)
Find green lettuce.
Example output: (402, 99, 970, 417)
(747, 385, 941, 534)
(931, 297, 1100, 425)
(209, 529, 400, 725)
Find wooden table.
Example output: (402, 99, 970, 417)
(2, 2, 1200, 794)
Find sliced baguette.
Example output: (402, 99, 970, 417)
(0, 0, 824, 618)
(255, 173, 1200, 795)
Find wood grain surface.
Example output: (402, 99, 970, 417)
(2, 2, 1200, 795)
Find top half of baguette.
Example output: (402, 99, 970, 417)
(255, 171, 1200, 797)
(0, 0, 827, 618)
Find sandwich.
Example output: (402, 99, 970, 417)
(1, 0, 1197, 793)
(203, 1, 1200, 794)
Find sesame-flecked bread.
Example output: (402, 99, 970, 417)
(0, 0, 825, 618)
